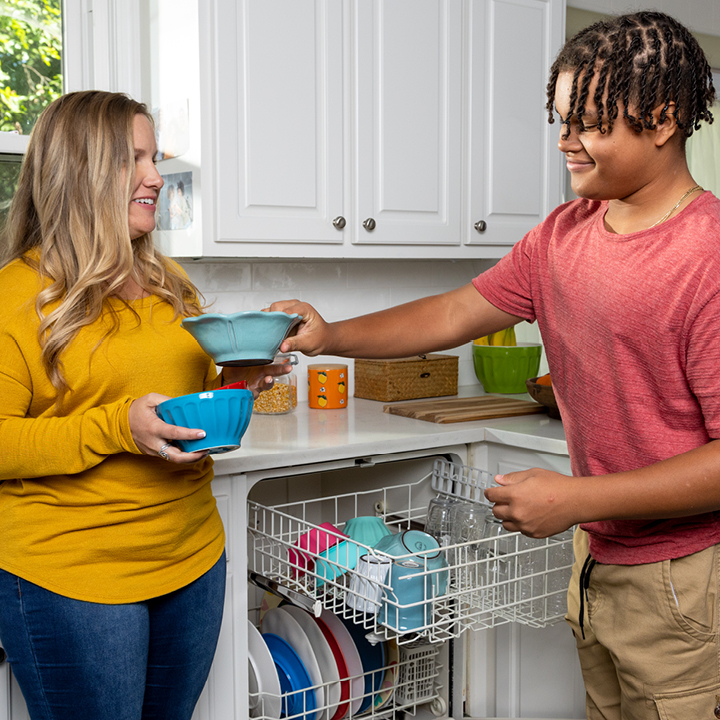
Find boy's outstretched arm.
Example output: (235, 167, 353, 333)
(271, 283, 524, 359)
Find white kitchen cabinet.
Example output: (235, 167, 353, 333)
(192, 475, 238, 720)
(194, 0, 563, 259)
(0, 661, 28, 720)
(207, 0, 345, 250)
(466, 0, 565, 247)
(351, 0, 463, 248)
(0, 478, 238, 720)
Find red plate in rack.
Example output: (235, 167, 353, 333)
(314, 610, 362, 720)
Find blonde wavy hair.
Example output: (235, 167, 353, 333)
(1, 90, 205, 398)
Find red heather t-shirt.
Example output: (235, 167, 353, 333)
(474, 192, 720, 565)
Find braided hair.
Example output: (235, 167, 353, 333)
(546, 11, 715, 140)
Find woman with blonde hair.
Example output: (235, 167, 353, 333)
(0, 90, 284, 720)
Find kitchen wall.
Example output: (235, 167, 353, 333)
(180, 258, 548, 402)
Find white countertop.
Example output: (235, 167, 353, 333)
(212, 386, 567, 475)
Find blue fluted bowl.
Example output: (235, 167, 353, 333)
(156, 388, 253, 454)
(181, 311, 302, 367)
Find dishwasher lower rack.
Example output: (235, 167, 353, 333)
(247, 458, 574, 646)
(249, 632, 443, 720)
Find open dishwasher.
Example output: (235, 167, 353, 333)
(246, 454, 578, 720)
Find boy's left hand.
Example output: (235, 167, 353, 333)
(484, 467, 578, 538)
(219, 361, 293, 398)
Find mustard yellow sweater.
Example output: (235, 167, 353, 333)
(0, 256, 225, 603)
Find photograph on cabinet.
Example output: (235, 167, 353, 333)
(158, 171, 194, 231)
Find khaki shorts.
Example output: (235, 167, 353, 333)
(566, 528, 720, 720)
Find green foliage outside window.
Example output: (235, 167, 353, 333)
(0, 0, 62, 134)
(0, 0, 62, 227)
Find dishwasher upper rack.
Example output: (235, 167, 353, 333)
(247, 458, 574, 645)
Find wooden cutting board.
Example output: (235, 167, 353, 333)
(383, 395, 546, 424)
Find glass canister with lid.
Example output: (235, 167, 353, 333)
(253, 353, 298, 415)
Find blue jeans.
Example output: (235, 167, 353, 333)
(0, 552, 226, 720)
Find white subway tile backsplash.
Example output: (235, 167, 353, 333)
(183, 261, 252, 294)
(431, 259, 494, 287)
(324, 288, 392, 321)
(346, 260, 435, 288)
(252, 261, 348, 291)
(177, 257, 542, 400)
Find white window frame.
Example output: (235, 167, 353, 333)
(0, 0, 142, 155)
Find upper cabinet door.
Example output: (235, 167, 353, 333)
(213, 0, 345, 246)
(198, 0, 563, 258)
(466, 0, 564, 246)
(352, 0, 463, 246)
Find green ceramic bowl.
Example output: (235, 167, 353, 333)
(472, 343, 542, 394)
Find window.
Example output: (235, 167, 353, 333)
(686, 70, 720, 199)
(0, 0, 63, 226)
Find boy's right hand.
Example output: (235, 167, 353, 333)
(268, 300, 330, 357)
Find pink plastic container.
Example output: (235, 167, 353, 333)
(289, 522, 347, 577)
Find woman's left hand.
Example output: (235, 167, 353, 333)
(129, 393, 213, 464)
(219, 361, 293, 398)
(484, 467, 580, 538)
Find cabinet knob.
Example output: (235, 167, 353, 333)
(362, 218, 376, 231)
(332, 216, 346, 229)
(474, 220, 487, 233)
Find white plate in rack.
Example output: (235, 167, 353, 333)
(282, 605, 342, 720)
(317, 609, 365, 717)
(262, 607, 326, 720)
(247, 620, 282, 719)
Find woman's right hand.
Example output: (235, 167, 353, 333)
(128, 393, 210, 464)
(268, 300, 331, 357)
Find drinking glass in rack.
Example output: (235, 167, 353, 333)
(481, 511, 515, 610)
(545, 528, 575, 618)
(448, 499, 487, 599)
(424, 493, 461, 550)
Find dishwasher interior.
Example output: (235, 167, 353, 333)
(246, 455, 575, 720)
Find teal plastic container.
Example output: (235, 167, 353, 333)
(472, 343, 542, 394)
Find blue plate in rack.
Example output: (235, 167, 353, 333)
(263, 633, 317, 720)
(338, 616, 386, 714)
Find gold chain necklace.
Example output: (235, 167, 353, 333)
(649, 185, 703, 228)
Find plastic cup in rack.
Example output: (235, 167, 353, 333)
(346, 554, 392, 614)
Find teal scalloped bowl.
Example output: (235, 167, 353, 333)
(181, 311, 302, 367)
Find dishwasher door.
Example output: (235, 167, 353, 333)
(246, 449, 466, 720)
(245, 450, 582, 720)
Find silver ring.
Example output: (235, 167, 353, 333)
(159, 443, 171, 461)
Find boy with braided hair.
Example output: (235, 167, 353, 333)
(271, 12, 720, 718)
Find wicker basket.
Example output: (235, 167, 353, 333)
(354, 355, 458, 402)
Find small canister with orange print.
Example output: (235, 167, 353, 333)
(308, 364, 348, 409)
